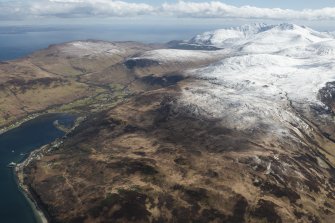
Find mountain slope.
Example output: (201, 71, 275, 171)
(0, 40, 157, 129)
(17, 24, 335, 223)
(184, 23, 334, 55)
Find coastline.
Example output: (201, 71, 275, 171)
(5, 113, 81, 223)
(15, 144, 50, 223)
(0, 112, 46, 136)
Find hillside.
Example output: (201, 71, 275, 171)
(10, 24, 335, 223)
(0, 41, 155, 128)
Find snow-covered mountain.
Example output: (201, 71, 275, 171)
(175, 23, 335, 137)
(128, 23, 335, 117)
(186, 23, 335, 55)
(19, 24, 335, 223)
(128, 49, 222, 64)
(188, 23, 271, 46)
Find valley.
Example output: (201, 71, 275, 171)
(1, 23, 335, 223)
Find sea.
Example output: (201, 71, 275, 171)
(0, 24, 226, 61)
(0, 114, 75, 223)
(0, 23, 220, 223)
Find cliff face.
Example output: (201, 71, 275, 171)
(7, 34, 335, 223)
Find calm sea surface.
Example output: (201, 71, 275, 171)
(0, 24, 229, 61)
(0, 24, 211, 223)
(0, 114, 75, 223)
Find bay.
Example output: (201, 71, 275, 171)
(0, 114, 75, 223)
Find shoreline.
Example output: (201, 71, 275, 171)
(0, 107, 72, 136)
(15, 144, 50, 223)
(0, 113, 45, 135)
(0, 111, 79, 136)
(8, 113, 81, 223)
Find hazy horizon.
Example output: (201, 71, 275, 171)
(1, 21, 335, 61)
(1, 0, 335, 60)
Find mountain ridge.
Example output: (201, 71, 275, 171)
(5, 24, 335, 223)
(183, 23, 335, 54)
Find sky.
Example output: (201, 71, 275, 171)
(1, 0, 335, 60)
(1, 0, 335, 30)
(128, 0, 335, 9)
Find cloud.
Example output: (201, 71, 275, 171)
(161, 1, 335, 20)
(0, 0, 154, 19)
(1, 0, 335, 21)
(31, 0, 155, 17)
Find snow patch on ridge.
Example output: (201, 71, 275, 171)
(190, 54, 335, 103)
(130, 49, 225, 63)
(186, 23, 334, 55)
(59, 41, 125, 57)
(177, 24, 335, 136)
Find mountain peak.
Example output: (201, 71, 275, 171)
(188, 23, 269, 46)
(276, 23, 299, 30)
(237, 22, 270, 31)
(186, 23, 333, 52)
